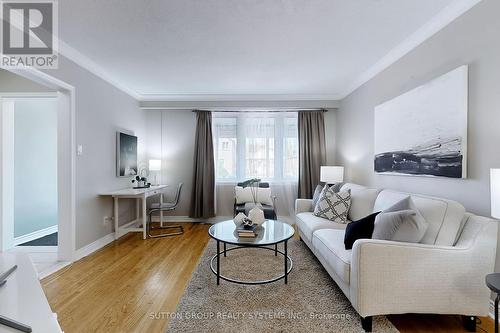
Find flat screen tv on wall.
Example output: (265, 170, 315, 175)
(117, 132, 138, 177)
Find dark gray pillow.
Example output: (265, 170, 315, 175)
(372, 197, 428, 243)
(312, 185, 323, 207)
(329, 182, 344, 193)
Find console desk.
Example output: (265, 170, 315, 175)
(101, 185, 167, 240)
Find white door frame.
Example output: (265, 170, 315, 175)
(0, 67, 76, 262)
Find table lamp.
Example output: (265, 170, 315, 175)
(149, 159, 162, 185)
(320, 166, 344, 184)
(491, 169, 500, 218)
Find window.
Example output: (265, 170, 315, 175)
(213, 112, 298, 181)
(283, 117, 298, 178)
(213, 118, 237, 179)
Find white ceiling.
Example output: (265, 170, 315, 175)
(57, 0, 478, 100)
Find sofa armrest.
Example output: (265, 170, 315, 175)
(295, 199, 313, 215)
(349, 226, 496, 318)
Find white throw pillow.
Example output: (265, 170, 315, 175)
(235, 186, 273, 205)
(372, 197, 428, 243)
(256, 187, 273, 205)
(235, 186, 253, 204)
(313, 188, 351, 224)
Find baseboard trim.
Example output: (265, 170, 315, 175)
(37, 261, 72, 279)
(151, 215, 233, 224)
(75, 215, 293, 262)
(14, 225, 58, 246)
(74, 233, 115, 261)
(151, 215, 295, 224)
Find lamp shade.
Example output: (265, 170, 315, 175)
(320, 166, 344, 183)
(149, 159, 162, 171)
(491, 169, 500, 218)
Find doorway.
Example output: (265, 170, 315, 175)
(0, 69, 76, 276)
(12, 98, 59, 247)
(1, 96, 60, 274)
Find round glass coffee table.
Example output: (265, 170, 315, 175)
(208, 219, 295, 285)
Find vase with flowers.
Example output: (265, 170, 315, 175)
(131, 175, 151, 189)
(240, 178, 265, 226)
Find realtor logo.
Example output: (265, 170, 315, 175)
(1, 0, 58, 68)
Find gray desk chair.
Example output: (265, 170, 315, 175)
(148, 183, 184, 238)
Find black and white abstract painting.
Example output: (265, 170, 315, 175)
(374, 66, 468, 178)
(117, 132, 138, 177)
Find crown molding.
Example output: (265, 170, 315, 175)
(58, 40, 141, 100)
(139, 99, 340, 110)
(138, 93, 342, 102)
(54, 0, 481, 103)
(339, 0, 483, 99)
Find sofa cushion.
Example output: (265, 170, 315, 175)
(296, 212, 347, 242)
(373, 190, 465, 245)
(313, 229, 352, 284)
(341, 183, 381, 221)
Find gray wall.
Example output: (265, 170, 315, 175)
(42, 56, 146, 249)
(14, 99, 58, 237)
(337, 0, 499, 216)
(335, 0, 500, 268)
(0, 70, 52, 92)
(324, 109, 337, 165)
(145, 110, 197, 216)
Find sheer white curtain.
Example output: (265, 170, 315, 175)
(213, 112, 298, 219)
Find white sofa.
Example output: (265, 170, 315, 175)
(295, 183, 497, 332)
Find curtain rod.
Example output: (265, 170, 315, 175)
(192, 108, 327, 113)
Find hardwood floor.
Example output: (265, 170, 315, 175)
(42, 223, 494, 333)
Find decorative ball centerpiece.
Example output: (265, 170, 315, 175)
(233, 213, 257, 227)
(248, 205, 265, 226)
(242, 217, 253, 227)
(233, 212, 247, 226)
(239, 178, 266, 226)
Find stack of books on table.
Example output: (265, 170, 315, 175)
(237, 225, 257, 238)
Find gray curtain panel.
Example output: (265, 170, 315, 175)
(189, 111, 216, 219)
(298, 111, 326, 199)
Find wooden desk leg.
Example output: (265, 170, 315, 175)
(142, 195, 147, 239)
(113, 197, 119, 240)
(136, 198, 140, 223)
(160, 193, 164, 228)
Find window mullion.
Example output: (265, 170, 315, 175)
(237, 116, 246, 180)
(275, 115, 284, 180)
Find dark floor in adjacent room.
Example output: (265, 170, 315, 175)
(19, 232, 58, 246)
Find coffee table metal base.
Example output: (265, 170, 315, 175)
(210, 242, 293, 285)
